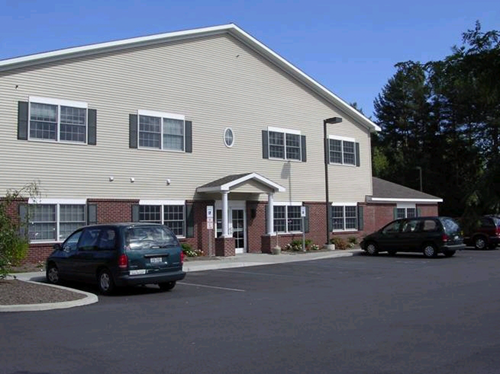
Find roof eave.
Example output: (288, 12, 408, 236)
(366, 197, 443, 203)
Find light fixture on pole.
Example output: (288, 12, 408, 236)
(324, 117, 343, 248)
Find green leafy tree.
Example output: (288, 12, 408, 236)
(0, 181, 40, 278)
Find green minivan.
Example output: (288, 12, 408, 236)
(46, 223, 186, 294)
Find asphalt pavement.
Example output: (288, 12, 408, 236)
(1, 249, 361, 312)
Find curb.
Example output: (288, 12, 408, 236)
(0, 280, 98, 313)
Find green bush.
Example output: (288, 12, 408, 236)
(0, 181, 40, 278)
(330, 237, 348, 250)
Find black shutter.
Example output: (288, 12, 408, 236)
(186, 203, 194, 238)
(325, 138, 330, 164)
(88, 109, 97, 145)
(129, 114, 138, 148)
(355, 142, 360, 167)
(87, 204, 97, 224)
(18, 203, 28, 238)
(262, 130, 269, 159)
(357, 205, 364, 231)
(304, 205, 310, 233)
(185, 121, 193, 153)
(18, 101, 29, 140)
(393, 207, 398, 219)
(301, 135, 307, 162)
(131, 205, 140, 222)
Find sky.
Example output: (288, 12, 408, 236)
(1, 0, 499, 119)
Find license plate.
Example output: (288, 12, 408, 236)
(150, 257, 163, 263)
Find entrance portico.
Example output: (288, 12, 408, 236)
(197, 173, 285, 256)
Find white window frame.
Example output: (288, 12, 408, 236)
(331, 202, 358, 232)
(273, 202, 303, 233)
(224, 127, 235, 148)
(28, 96, 88, 144)
(139, 200, 186, 237)
(27, 198, 87, 243)
(137, 109, 185, 152)
(396, 203, 417, 219)
(267, 126, 302, 161)
(328, 135, 356, 166)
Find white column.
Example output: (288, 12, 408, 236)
(267, 192, 274, 235)
(222, 191, 229, 238)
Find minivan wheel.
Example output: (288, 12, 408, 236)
(98, 269, 115, 295)
(159, 281, 176, 291)
(366, 242, 379, 256)
(46, 264, 60, 285)
(423, 244, 438, 258)
(474, 236, 487, 250)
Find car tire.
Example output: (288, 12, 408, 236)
(423, 243, 438, 258)
(443, 250, 456, 257)
(98, 269, 115, 295)
(46, 263, 60, 285)
(159, 281, 176, 291)
(387, 250, 397, 256)
(366, 242, 379, 256)
(474, 236, 487, 250)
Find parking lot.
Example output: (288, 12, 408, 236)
(2, 249, 500, 374)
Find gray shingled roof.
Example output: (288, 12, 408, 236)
(372, 177, 441, 200)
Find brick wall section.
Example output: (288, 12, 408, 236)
(215, 237, 235, 256)
(247, 202, 266, 253)
(88, 199, 139, 223)
(11, 197, 441, 264)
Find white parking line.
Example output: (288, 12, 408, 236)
(178, 282, 246, 292)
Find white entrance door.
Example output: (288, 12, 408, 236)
(215, 202, 246, 254)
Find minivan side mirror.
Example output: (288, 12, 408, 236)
(53, 243, 62, 251)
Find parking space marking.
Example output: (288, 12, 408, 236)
(178, 282, 246, 292)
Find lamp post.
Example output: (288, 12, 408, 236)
(415, 166, 423, 191)
(324, 117, 343, 248)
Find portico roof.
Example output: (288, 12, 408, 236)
(197, 172, 285, 193)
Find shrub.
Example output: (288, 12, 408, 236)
(284, 239, 320, 252)
(330, 237, 348, 250)
(0, 181, 40, 278)
(347, 236, 358, 248)
(181, 243, 203, 257)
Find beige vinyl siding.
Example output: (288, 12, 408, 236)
(0, 34, 372, 202)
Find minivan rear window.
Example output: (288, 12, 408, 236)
(125, 226, 179, 250)
(440, 217, 461, 235)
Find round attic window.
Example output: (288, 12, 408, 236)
(224, 128, 234, 148)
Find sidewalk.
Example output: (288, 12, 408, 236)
(2, 249, 362, 312)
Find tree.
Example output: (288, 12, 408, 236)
(0, 181, 40, 278)
(373, 22, 500, 217)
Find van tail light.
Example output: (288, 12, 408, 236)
(442, 234, 449, 242)
(180, 251, 185, 264)
(118, 254, 128, 269)
(496, 227, 500, 237)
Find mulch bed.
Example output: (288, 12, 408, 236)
(0, 279, 86, 305)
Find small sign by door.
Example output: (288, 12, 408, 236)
(207, 206, 214, 218)
(301, 206, 307, 217)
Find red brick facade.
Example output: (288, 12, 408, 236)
(5, 198, 439, 264)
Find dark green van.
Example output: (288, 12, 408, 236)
(360, 216, 465, 258)
(46, 223, 186, 294)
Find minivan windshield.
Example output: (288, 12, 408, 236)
(125, 225, 179, 250)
